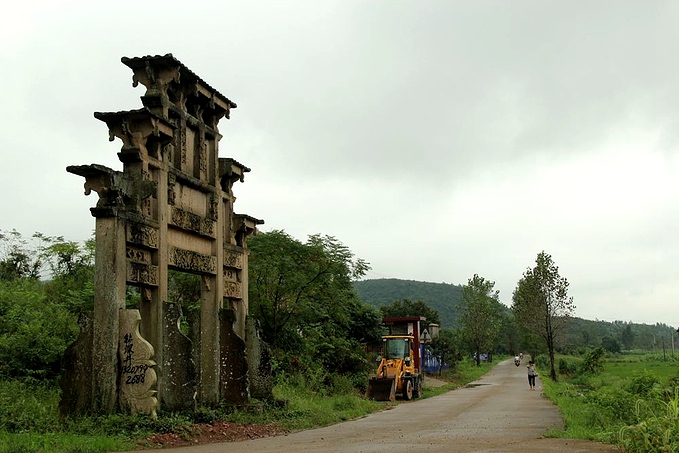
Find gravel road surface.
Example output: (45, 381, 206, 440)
(132, 359, 620, 452)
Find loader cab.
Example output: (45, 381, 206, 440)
(384, 337, 410, 360)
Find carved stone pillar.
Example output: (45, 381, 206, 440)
(93, 215, 127, 413)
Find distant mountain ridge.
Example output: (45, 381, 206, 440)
(353, 278, 677, 353)
(353, 278, 463, 328)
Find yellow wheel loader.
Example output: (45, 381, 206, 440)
(366, 334, 423, 401)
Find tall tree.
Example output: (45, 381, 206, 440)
(379, 299, 440, 325)
(512, 251, 575, 381)
(430, 328, 458, 375)
(458, 274, 503, 366)
(0, 229, 41, 281)
(248, 230, 382, 376)
(620, 323, 635, 351)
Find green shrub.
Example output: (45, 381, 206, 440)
(581, 348, 606, 374)
(558, 357, 579, 376)
(0, 280, 78, 380)
(585, 386, 637, 425)
(534, 354, 549, 369)
(626, 371, 661, 398)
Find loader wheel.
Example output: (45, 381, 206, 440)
(413, 378, 422, 398)
(403, 379, 413, 400)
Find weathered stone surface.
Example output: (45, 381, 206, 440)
(118, 309, 158, 418)
(127, 262, 159, 286)
(65, 54, 262, 417)
(224, 247, 243, 269)
(246, 317, 274, 400)
(126, 223, 159, 249)
(220, 309, 249, 404)
(170, 206, 216, 238)
(59, 312, 94, 416)
(168, 247, 217, 274)
(162, 303, 197, 412)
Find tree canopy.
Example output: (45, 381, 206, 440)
(457, 274, 503, 366)
(247, 230, 382, 377)
(379, 298, 440, 325)
(512, 251, 575, 380)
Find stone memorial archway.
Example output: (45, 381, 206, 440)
(61, 54, 268, 416)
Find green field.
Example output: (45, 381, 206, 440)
(540, 351, 679, 452)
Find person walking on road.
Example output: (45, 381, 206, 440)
(527, 360, 537, 390)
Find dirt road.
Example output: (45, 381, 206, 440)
(135, 359, 620, 452)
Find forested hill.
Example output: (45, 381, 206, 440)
(353, 278, 677, 352)
(353, 278, 463, 328)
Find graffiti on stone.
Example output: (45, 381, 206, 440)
(66, 54, 265, 416)
(118, 309, 157, 418)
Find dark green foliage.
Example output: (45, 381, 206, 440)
(512, 251, 575, 381)
(558, 357, 578, 376)
(0, 279, 78, 380)
(0, 230, 41, 281)
(0, 231, 93, 381)
(495, 313, 522, 355)
(248, 230, 381, 380)
(353, 279, 462, 327)
(620, 323, 635, 350)
(458, 274, 503, 366)
(430, 328, 459, 374)
(39, 235, 95, 313)
(544, 353, 679, 451)
(356, 278, 676, 354)
(601, 336, 621, 354)
(534, 354, 550, 369)
(626, 371, 660, 398)
(619, 390, 679, 453)
(581, 347, 606, 374)
(379, 298, 440, 324)
(585, 385, 638, 426)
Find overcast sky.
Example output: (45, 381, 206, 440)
(2, 1, 678, 326)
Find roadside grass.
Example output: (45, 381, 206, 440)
(0, 359, 496, 452)
(540, 352, 679, 452)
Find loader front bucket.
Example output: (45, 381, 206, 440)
(366, 377, 396, 401)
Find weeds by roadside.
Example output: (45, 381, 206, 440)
(540, 351, 679, 452)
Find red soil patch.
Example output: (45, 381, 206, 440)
(142, 421, 286, 449)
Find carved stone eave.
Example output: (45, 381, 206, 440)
(94, 109, 174, 163)
(233, 214, 264, 239)
(66, 163, 157, 217)
(67, 164, 130, 209)
(218, 158, 251, 193)
(122, 54, 237, 129)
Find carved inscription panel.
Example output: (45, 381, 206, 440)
(127, 262, 159, 286)
(223, 267, 242, 299)
(126, 224, 159, 249)
(170, 206, 216, 238)
(168, 247, 216, 275)
(224, 247, 243, 269)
